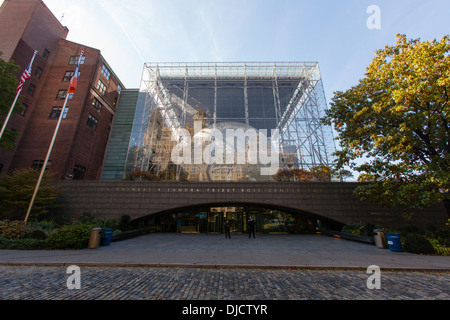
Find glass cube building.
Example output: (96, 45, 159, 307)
(102, 62, 336, 182)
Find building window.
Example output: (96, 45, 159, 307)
(69, 55, 86, 65)
(49, 107, 69, 119)
(101, 65, 110, 80)
(32, 160, 51, 170)
(27, 84, 36, 96)
(42, 49, 50, 60)
(73, 165, 86, 180)
(117, 85, 122, 94)
(57, 90, 73, 100)
(19, 103, 28, 116)
(35, 67, 43, 79)
(87, 114, 98, 130)
(92, 98, 103, 113)
(62, 71, 74, 82)
(97, 80, 107, 95)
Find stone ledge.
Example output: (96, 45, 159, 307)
(111, 228, 153, 242)
(321, 230, 375, 245)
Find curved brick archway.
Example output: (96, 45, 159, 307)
(56, 181, 448, 230)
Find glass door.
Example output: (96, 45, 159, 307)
(208, 212, 221, 233)
(226, 212, 244, 233)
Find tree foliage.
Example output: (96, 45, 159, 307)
(322, 34, 450, 211)
(272, 166, 331, 182)
(0, 52, 20, 150)
(0, 169, 61, 221)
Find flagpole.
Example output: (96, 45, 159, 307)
(24, 51, 83, 223)
(0, 89, 22, 140)
(0, 50, 38, 140)
(24, 93, 70, 223)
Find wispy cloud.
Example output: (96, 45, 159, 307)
(98, 0, 146, 63)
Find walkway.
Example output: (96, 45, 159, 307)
(1, 233, 449, 270)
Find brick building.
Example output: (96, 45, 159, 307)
(0, 0, 125, 180)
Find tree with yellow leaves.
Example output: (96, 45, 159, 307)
(322, 34, 449, 212)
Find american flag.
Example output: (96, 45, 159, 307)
(16, 54, 35, 94)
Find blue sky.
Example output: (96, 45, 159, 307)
(4, 0, 450, 104)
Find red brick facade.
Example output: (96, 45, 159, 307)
(0, 0, 124, 180)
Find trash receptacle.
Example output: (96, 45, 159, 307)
(88, 228, 102, 249)
(373, 229, 388, 249)
(386, 233, 403, 252)
(100, 228, 113, 246)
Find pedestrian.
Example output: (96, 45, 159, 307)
(247, 216, 255, 238)
(224, 220, 231, 239)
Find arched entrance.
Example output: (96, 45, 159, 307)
(132, 203, 344, 235)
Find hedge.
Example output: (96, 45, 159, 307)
(0, 237, 46, 250)
(45, 224, 98, 250)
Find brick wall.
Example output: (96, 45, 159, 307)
(0, 0, 68, 173)
(1, 0, 123, 180)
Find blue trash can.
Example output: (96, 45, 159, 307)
(386, 233, 403, 252)
(100, 228, 114, 246)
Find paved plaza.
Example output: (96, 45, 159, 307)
(0, 265, 449, 300)
(1, 233, 450, 269)
(0, 233, 449, 301)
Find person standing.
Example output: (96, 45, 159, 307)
(224, 220, 231, 239)
(247, 216, 255, 238)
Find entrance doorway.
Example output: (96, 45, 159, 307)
(137, 205, 320, 235)
(210, 207, 244, 234)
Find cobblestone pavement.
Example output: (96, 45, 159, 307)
(0, 266, 448, 300)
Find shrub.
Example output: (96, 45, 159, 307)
(119, 215, 131, 231)
(46, 224, 96, 250)
(428, 238, 450, 256)
(0, 237, 46, 250)
(72, 212, 116, 229)
(72, 212, 124, 231)
(25, 229, 48, 240)
(342, 221, 379, 236)
(0, 220, 33, 239)
(29, 220, 56, 234)
(399, 225, 420, 235)
(72, 212, 102, 225)
(402, 233, 436, 255)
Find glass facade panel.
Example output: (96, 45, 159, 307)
(106, 62, 335, 182)
(136, 206, 318, 235)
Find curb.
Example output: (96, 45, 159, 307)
(1, 262, 449, 273)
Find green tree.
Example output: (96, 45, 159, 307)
(322, 34, 450, 212)
(0, 169, 61, 221)
(0, 52, 20, 150)
(336, 169, 354, 182)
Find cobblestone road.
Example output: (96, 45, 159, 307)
(0, 266, 448, 300)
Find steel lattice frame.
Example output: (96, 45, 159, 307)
(126, 62, 336, 180)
